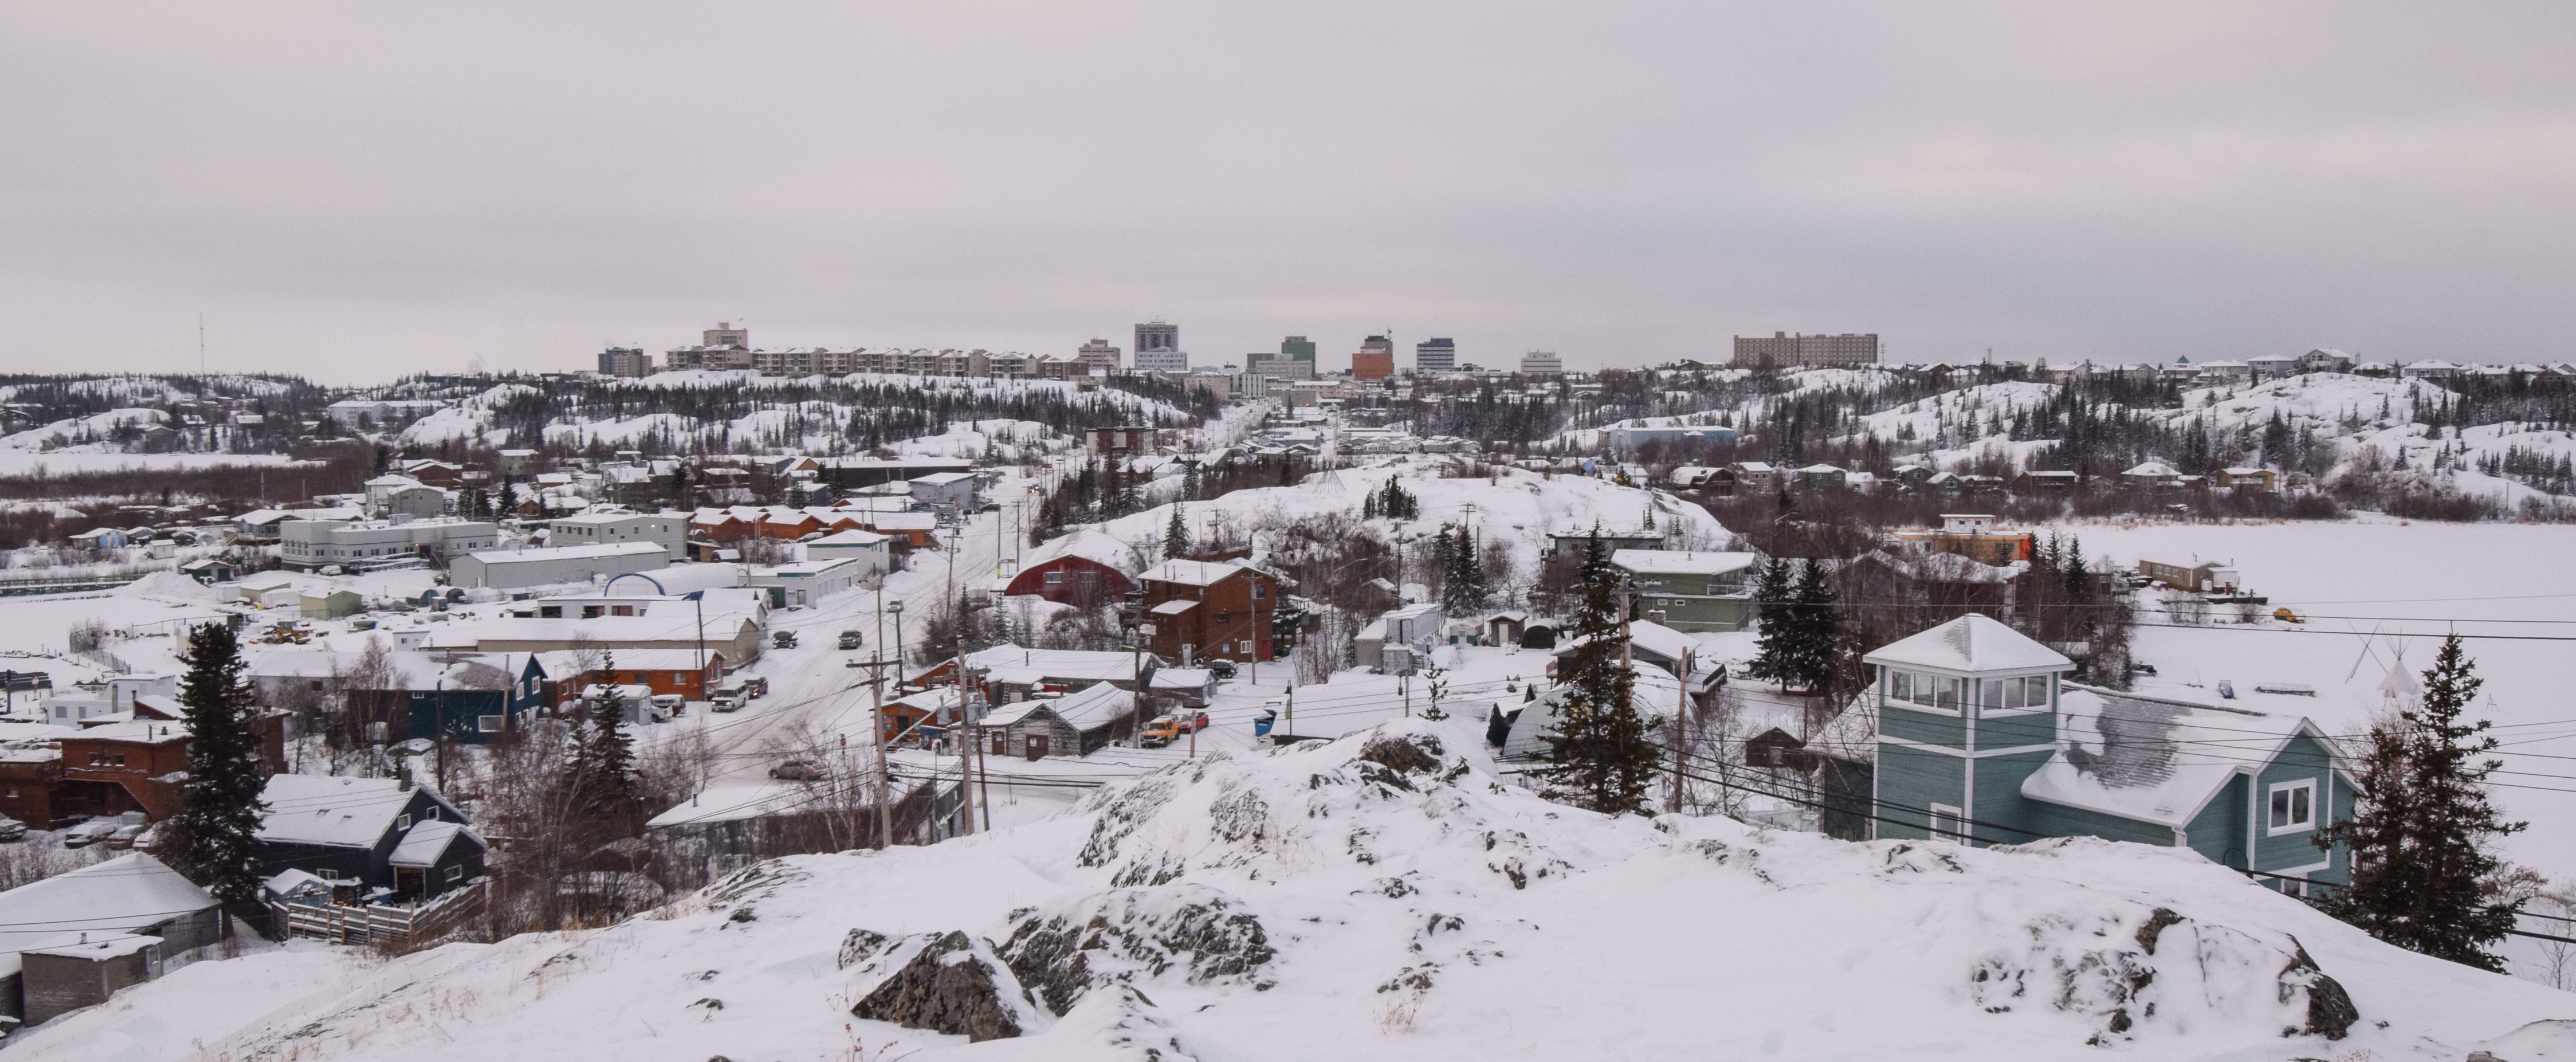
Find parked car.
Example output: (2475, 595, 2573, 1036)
(0, 817, 26, 842)
(774, 630, 799, 649)
(103, 823, 147, 850)
(62, 818, 121, 848)
(1139, 712, 1210, 748)
(1205, 659, 1237, 680)
(769, 760, 824, 781)
(838, 630, 863, 650)
(709, 684, 748, 712)
(743, 676, 769, 698)
(651, 693, 686, 717)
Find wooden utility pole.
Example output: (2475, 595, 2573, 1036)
(1672, 647, 1691, 812)
(952, 653, 974, 835)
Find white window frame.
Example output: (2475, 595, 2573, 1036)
(1928, 804, 1967, 842)
(2267, 778, 2317, 835)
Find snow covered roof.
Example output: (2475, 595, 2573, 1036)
(1862, 614, 2070, 675)
(1142, 559, 1258, 586)
(2021, 687, 2348, 828)
(1149, 598, 1199, 616)
(464, 542, 670, 565)
(910, 472, 977, 485)
(1019, 529, 1138, 575)
(2124, 461, 2180, 477)
(1611, 550, 1757, 577)
(965, 644, 1155, 687)
(256, 775, 450, 849)
(534, 648, 724, 677)
(263, 867, 336, 898)
(810, 529, 892, 547)
(389, 820, 475, 868)
(1043, 681, 1134, 730)
(870, 513, 938, 531)
(0, 853, 213, 975)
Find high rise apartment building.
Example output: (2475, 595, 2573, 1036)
(1731, 332, 1879, 369)
(598, 347, 652, 377)
(1519, 350, 1564, 377)
(1352, 335, 1396, 381)
(667, 322, 755, 370)
(1078, 338, 1122, 372)
(1281, 336, 1317, 365)
(1415, 338, 1456, 373)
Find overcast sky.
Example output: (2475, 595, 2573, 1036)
(5, 3, 2574, 383)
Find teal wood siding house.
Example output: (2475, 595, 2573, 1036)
(1609, 550, 1758, 632)
(1866, 615, 2354, 895)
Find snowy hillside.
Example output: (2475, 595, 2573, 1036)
(22, 721, 2571, 1061)
(398, 373, 1204, 453)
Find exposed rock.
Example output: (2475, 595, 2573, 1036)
(999, 885, 1275, 1015)
(2278, 942, 2358, 1041)
(1357, 732, 1443, 775)
(849, 931, 1047, 1043)
(838, 928, 890, 970)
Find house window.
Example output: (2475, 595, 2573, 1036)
(2024, 675, 2050, 707)
(479, 715, 505, 732)
(397, 814, 412, 830)
(1239, 640, 1254, 655)
(540, 606, 563, 618)
(446, 865, 464, 883)
(612, 605, 635, 617)
(1044, 571, 1063, 584)
(1929, 804, 1968, 841)
(673, 673, 686, 685)
(2268, 779, 2316, 834)
(1252, 585, 1267, 599)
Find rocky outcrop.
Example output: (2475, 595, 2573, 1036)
(848, 931, 1049, 1042)
(998, 885, 1275, 1014)
(1972, 906, 2359, 1045)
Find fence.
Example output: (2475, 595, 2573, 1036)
(273, 879, 487, 948)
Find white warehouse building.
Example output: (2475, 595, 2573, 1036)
(449, 542, 673, 590)
(548, 509, 688, 562)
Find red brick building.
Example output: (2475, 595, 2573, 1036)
(1137, 559, 1283, 665)
(58, 716, 288, 822)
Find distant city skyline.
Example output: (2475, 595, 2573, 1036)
(7, 5, 2574, 383)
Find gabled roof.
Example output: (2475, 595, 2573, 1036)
(256, 775, 453, 849)
(1046, 681, 1134, 730)
(388, 820, 478, 868)
(1142, 559, 1265, 586)
(2020, 685, 2350, 828)
(0, 854, 213, 974)
(1862, 614, 2069, 674)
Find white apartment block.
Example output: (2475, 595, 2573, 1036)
(1519, 350, 1565, 377)
(280, 518, 501, 572)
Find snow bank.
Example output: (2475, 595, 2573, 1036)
(40, 720, 2569, 1061)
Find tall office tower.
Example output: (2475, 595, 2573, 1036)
(1132, 321, 1187, 373)
(598, 347, 651, 377)
(1519, 350, 1564, 377)
(1136, 321, 1179, 355)
(1281, 335, 1317, 364)
(1730, 332, 1880, 369)
(1415, 338, 1456, 373)
(1078, 338, 1123, 371)
(1352, 335, 1396, 381)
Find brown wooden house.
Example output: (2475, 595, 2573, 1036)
(1137, 559, 1284, 665)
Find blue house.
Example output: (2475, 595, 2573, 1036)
(1867, 615, 2354, 896)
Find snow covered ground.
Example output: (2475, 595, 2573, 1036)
(16, 719, 2571, 1061)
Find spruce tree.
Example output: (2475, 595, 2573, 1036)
(1744, 557, 1796, 683)
(1540, 530, 1656, 814)
(583, 692, 639, 816)
(2315, 634, 2525, 970)
(1444, 529, 1487, 613)
(1784, 558, 1839, 693)
(160, 622, 272, 912)
(1164, 505, 1190, 559)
